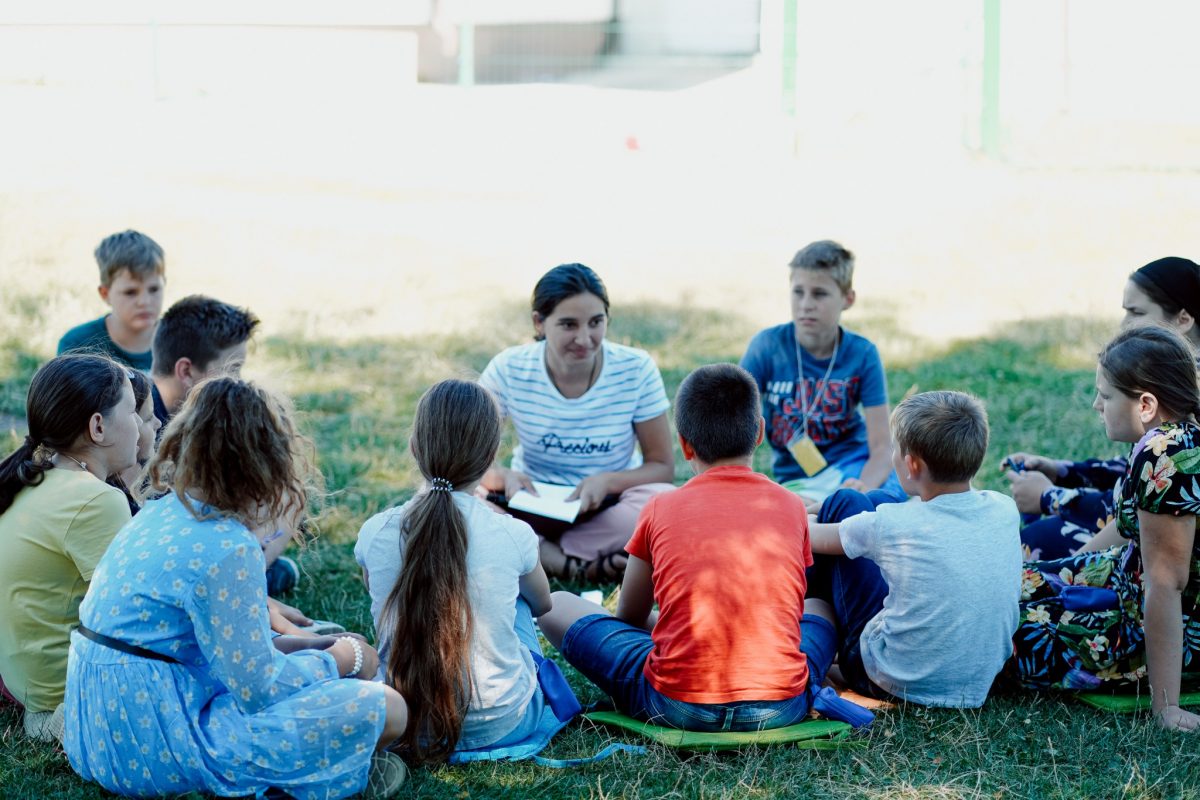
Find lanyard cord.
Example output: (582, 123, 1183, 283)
(794, 328, 840, 436)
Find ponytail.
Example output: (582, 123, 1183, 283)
(0, 439, 52, 514)
(382, 488, 472, 763)
(381, 379, 500, 763)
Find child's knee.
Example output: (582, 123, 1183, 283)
(378, 685, 408, 747)
(817, 488, 876, 524)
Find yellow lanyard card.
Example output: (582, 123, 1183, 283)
(788, 434, 828, 476)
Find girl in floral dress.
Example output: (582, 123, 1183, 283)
(1004, 256, 1200, 560)
(1014, 325, 1200, 732)
(63, 377, 411, 798)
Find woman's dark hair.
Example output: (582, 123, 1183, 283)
(128, 370, 151, 411)
(530, 263, 609, 341)
(0, 354, 128, 514)
(381, 379, 500, 763)
(1099, 325, 1200, 422)
(1129, 258, 1200, 346)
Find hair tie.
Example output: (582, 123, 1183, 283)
(429, 477, 454, 493)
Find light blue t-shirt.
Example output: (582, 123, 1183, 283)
(740, 324, 887, 483)
(355, 492, 540, 749)
(839, 490, 1022, 707)
(479, 340, 670, 487)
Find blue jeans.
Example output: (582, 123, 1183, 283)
(833, 455, 908, 503)
(560, 613, 837, 732)
(807, 488, 897, 700)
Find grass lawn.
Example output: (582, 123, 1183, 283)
(2, 302, 1198, 799)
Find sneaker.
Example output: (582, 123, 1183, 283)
(23, 704, 65, 743)
(363, 751, 408, 799)
(265, 556, 300, 596)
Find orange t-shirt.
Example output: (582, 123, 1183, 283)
(626, 464, 813, 704)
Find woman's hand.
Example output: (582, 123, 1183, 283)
(502, 468, 537, 500)
(1001, 452, 1064, 481)
(1005, 469, 1053, 514)
(1156, 705, 1200, 732)
(568, 473, 612, 513)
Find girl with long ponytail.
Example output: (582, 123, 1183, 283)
(356, 379, 553, 762)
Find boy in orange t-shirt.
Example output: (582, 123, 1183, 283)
(540, 363, 838, 730)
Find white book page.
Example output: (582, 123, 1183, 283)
(507, 481, 581, 523)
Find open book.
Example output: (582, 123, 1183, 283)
(508, 481, 582, 523)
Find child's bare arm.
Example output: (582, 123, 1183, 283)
(616, 555, 656, 631)
(519, 563, 553, 617)
(808, 519, 846, 556)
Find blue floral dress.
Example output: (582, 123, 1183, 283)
(63, 493, 388, 799)
(1014, 422, 1200, 690)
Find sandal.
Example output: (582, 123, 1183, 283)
(559, 550, 628, 584)
(585, 550, 628, 583)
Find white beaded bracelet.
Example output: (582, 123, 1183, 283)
(341, 636, 364, 678)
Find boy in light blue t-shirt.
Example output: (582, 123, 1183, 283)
(740, 240, 903, 502)
(807, 391, 1022, 708)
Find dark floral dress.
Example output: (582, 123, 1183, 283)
(1014, 421, 1200, 690)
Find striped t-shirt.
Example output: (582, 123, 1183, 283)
(479, 340, 670, 487)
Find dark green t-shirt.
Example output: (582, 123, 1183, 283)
(57, 315, 153, 371)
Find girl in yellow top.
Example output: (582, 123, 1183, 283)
(0, 354, 140, 741)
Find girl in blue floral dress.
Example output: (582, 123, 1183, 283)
(63, 378, 411, 798)
(1014, 325, 1200, 732)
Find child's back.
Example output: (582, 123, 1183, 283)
(838, 489, 1020, 706)
(631, 465, 812, 701)
(540, 364, 844, 733)
(355, 379, 554, 762)
(356, 492, 540, 748)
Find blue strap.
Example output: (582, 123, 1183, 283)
(532, 742, 647, 768)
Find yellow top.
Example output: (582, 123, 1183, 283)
(0, 468, 130, 711)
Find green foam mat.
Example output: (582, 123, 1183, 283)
(584, 711, 854, 751)
(1076, 690, 1200, 713)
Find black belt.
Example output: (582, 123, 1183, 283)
(76, 625, 179, 664)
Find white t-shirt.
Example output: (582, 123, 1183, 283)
(479, 340, 670, 487)
(839, 490, 1022, 708)
(354, 492, 540, 749)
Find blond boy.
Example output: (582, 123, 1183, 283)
(740, 240, 903, 502)
(806, 391, 1022, 707)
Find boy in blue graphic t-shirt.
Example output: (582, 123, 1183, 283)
(740, 240, 904, 503)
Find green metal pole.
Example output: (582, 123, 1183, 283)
(457, 22, 475, 87)
(781, 0, 798, 116)
(981, 0, 1001, 156)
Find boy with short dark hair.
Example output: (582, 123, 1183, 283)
(740, 240, 903, 503)
(147, 294, 315, 601)
(57, 230, 166, 370)
(539, 363, 844, 731)
(149, 294, 259, 425)
(807, 390, 1022, 708)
